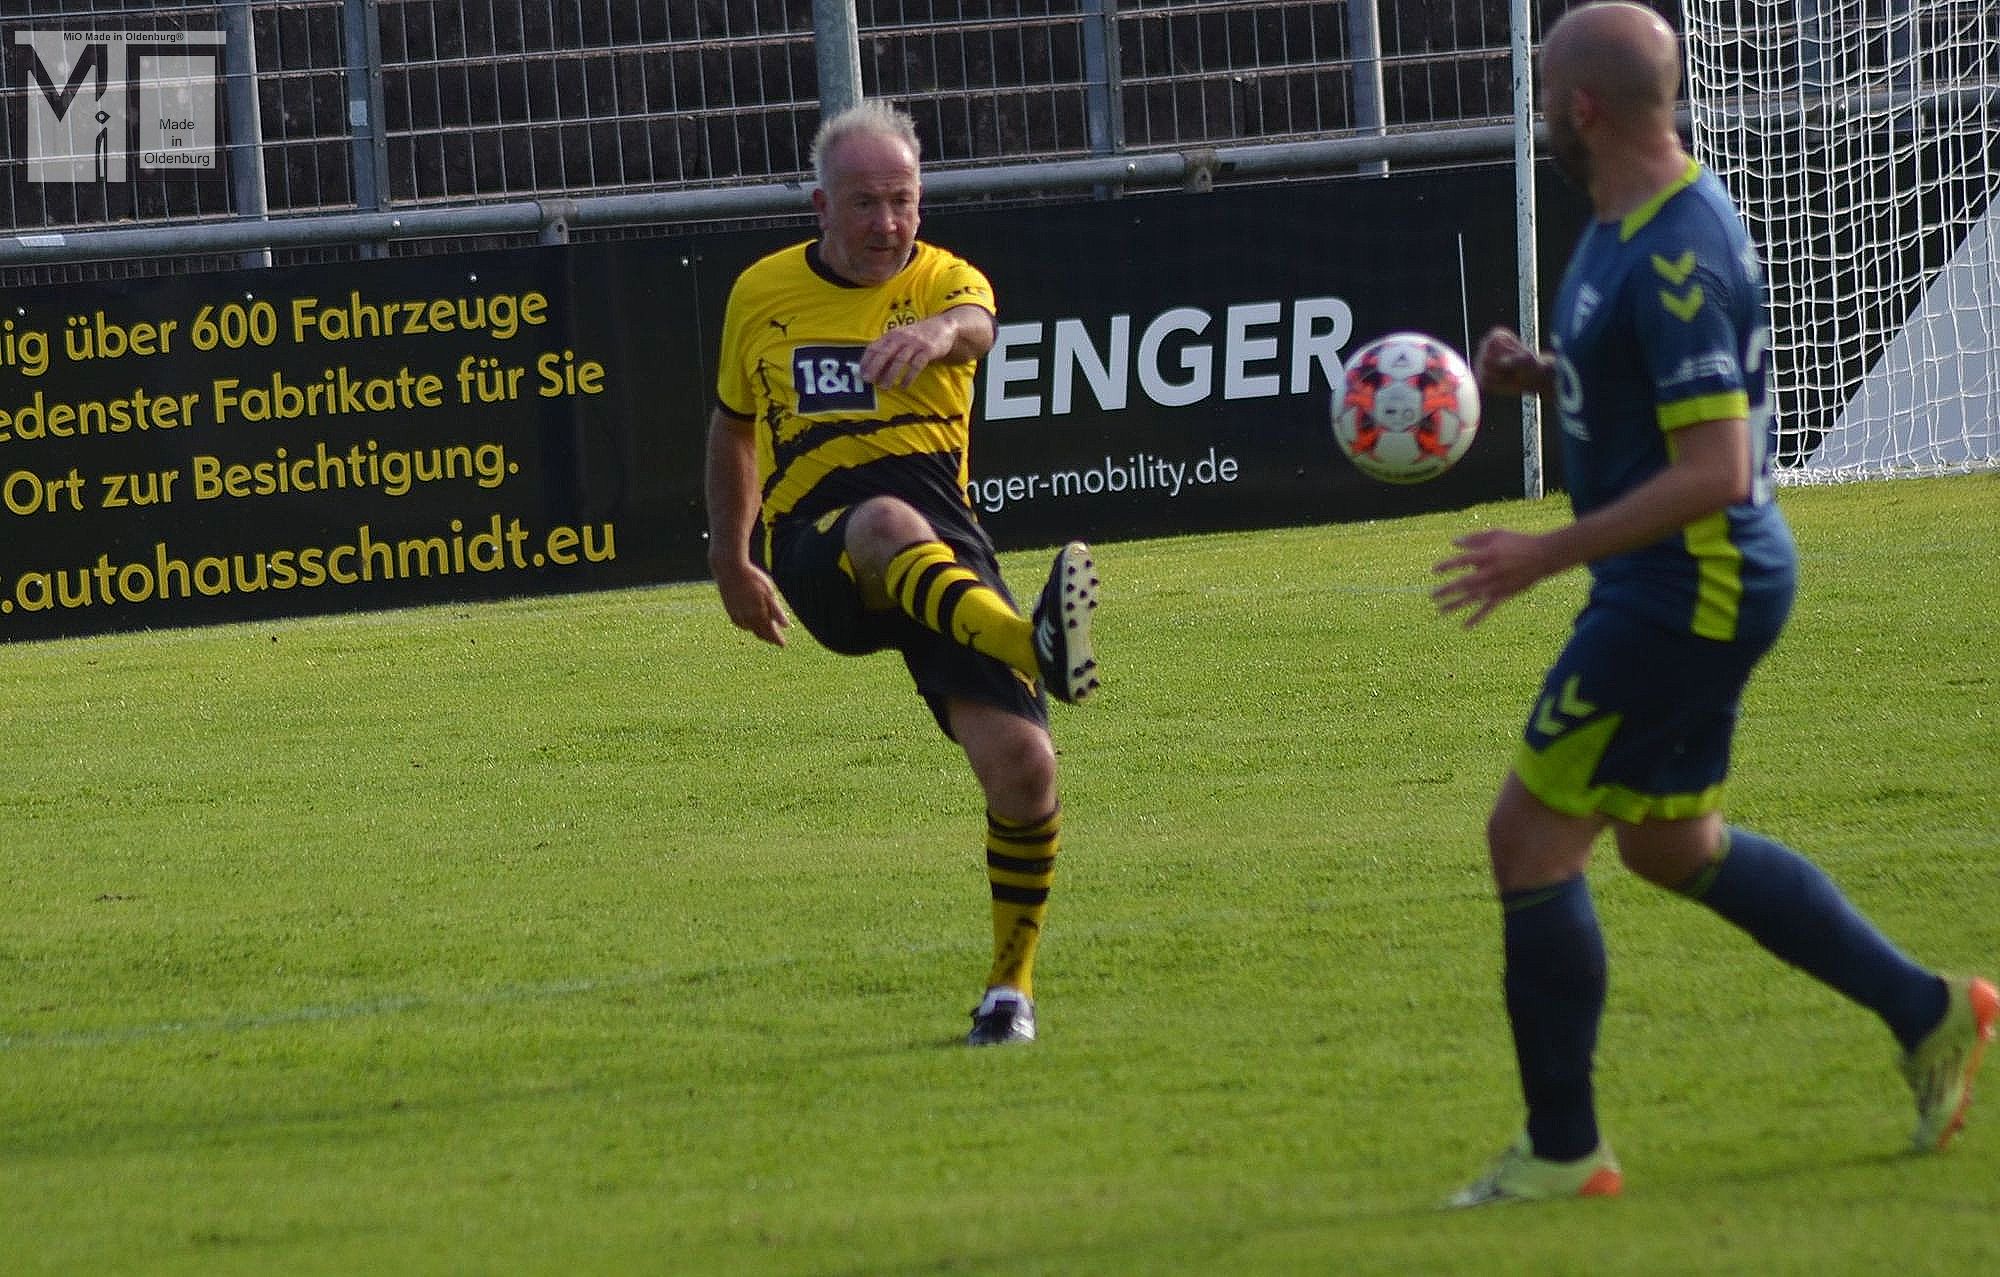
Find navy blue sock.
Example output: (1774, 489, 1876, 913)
(1677, 827, 1947, 1051)
(1501, 876, 1606, 1162)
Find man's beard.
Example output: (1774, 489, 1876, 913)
(1549, 129, 1591, 193)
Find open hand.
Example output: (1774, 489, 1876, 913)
(1431, 528, 1551, 628)
(714, 562, 791, 646)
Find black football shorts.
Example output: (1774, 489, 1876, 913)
(765, 505, 1048, 739)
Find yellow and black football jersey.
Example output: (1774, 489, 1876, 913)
(715, 240, 997, 535)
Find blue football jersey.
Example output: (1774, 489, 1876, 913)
(1548, 159, 1796, 642)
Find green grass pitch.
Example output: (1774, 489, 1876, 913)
(3, 474, 1995, 1274)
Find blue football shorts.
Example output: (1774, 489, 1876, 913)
(1512, 600, 1784, 823)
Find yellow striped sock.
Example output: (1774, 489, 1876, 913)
(984, 808, 1060, 997)
(883, 540, 1035, 676)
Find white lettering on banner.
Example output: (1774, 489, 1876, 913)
(967, 447, 1243, 514)
(982, 297, 1353, 421)
(1054, 316, 1127, 414)
(1137, 306, 1212, 408)
(1223, 301, 1282, 400)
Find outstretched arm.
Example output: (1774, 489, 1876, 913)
(704, 407, 790, 646)
(859, 303, 997, 390)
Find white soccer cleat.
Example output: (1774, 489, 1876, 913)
(1030, 541, 1099, 704)
(966, 986, 1036, 1046)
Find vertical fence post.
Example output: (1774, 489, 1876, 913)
(1082, 0, 1123, 200)
(1081, 0, 1123, 157)
(814, 0, 865, 117)
(343, 0, 390, 258)
(222, 0, 270, 268)
(1511, 0, 1543, 500)
(1350, 0, 1387, 177)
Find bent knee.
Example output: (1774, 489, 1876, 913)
(1483, 777, 1600, 891)
(1613, 819, 1723, 889)
(975, 729, 1058, 819)
(846, 498, 933, 558)
(995, 730, 1058, 793)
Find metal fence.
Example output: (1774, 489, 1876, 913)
(1, 0, 1600, 283)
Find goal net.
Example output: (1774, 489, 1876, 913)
(1682, 0, 2000, 482)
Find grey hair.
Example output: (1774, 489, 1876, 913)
(809, 101, 922, 189)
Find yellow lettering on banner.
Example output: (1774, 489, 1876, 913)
(0, 389, 199, 441)
(210, 367, 447, 424)
(62, 311, 179, 361)
(0, 518, 619, 617)
(98, 469, 179, 508)
(0, 320, 51, 377)
(188, 440, 512, 500)
(289, 290, 549, 344)
(4, 467, 86, 515)
(545, 524, 579, 564)
(456, 355, 526, 404)
(536, 350, 605, 397)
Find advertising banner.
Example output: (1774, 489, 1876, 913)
(940, 167, 1544, 545)
(0, 163, 1582, 640)
(0, 246, 713, 641)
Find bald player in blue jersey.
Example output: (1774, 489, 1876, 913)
(1431, 1, 1994, 1207)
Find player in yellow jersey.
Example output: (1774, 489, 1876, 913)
(705, 101, 1100, 1046)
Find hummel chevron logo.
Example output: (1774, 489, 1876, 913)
(1651, 251, 1697, 285)
(1533, 675, 1597, 736)
(1659, 286, 1705, 322)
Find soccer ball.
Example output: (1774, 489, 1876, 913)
(1331, 332, 1481, 484)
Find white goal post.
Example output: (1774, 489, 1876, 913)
(1682, 0, 2000, 482)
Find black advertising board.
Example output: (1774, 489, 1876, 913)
(0, 163, 1584, 640)
(0, 244, 715, 641)
(937, 165, 1541, 545)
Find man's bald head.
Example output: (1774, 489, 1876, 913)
(1542, 2, 1682, 123)
(1539, 3, 1685, 200)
